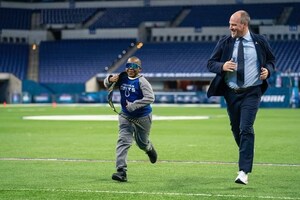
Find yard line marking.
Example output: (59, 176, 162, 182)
(1, 157, 299, 167)
(5, 103, 219, 108)
(22, 115, 210, 121)
(1, 188, 300, 199)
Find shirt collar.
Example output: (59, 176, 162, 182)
(237, 30, 251, 42)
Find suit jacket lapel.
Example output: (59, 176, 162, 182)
(251, 33, 263, 67)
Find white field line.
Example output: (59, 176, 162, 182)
(22, 115, 211, 121)
(3, 103, 220, 108)
(1, 188, 300, 200)
(0, 157, 299, 167)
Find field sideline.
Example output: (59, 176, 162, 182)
(0, 104, 299, 200)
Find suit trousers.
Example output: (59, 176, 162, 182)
(224, 85, 262, 173)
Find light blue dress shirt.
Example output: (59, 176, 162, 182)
(225, 31, 262, 89)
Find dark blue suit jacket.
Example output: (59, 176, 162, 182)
(207, 32, 276, 98)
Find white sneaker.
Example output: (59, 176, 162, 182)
(235, 171, 248, 185)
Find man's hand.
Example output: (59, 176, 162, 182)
(260, 67, 269, 80)
(223, 59, 237, 72)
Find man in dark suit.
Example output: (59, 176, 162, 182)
(207, 10, 275, 185)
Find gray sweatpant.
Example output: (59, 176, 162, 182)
(115, 113, 153, 172)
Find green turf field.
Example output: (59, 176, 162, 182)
(0, 104, 299, 200)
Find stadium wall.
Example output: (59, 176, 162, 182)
(260, 25, 300, 40)
(62, 29, 138, 40)
(0, 73, 21, 103)
(0, 30, 53, 44)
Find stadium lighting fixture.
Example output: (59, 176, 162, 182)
(32, 43, 37, 51)
(137, 42, 143, 49)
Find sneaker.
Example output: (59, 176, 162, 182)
(235, 170, 248, 185)
(146, 147, 157, 164)
(112, 170, 127, 182)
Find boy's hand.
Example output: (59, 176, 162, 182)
(109, 75, 119, 83)
(126, 100, 135, 112)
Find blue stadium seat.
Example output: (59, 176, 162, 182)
(38, 39, 136, 83)
(180, 3, 288, 28)
(286, 3, 300, 25)
(0, 8, 31, 29)
(40, 8, 98, 24)
(271, 40, 300, 73)
(0, 43, 29, 79)
(113, 41, 300, 75)
(89, 6, 182, 29)
(115, 42, 215, 74)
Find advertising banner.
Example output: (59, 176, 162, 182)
(260, 87, 291, 108)
(78, 92, 102, 103)
(55, 94, 75, 103)
(22, 92, 32, 103)
(33, 94, 51, 103)
(221, 87, 292, 108)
